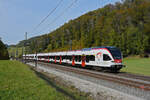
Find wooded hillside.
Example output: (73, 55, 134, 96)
(0, 40, 9, 60)
(16, 0, 150, 57)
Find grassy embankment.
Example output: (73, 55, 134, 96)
(121, 57, 150, 76)
(0, 60, 91, 100)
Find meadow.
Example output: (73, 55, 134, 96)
(0, 60, 71, 100)
(121, 57, 150, 76)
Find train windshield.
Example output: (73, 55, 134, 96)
(108, 48, 122, 59)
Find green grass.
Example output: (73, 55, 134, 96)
(121, 57, 150, 76)
(0, 60, 71, 100)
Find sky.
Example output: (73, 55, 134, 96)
(0, 0, 121, 45)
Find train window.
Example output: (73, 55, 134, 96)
(86, 55, 89, 63)
(63, 56, 67, 60)
(66, 56, 71, 60)
(51, 56, 53, 59)
(41, 56, 44, 58)
(45, 56, 49, 59)
(78, 55, 81, 62)
(75, 56, 78, 61)
(103, 54, 111, 61)
(65, 55, 68, 59)
(69, 56, 72, 61)
(66, 56, 69, 60)
(56, 56, 60, 60)
(62, 56, 64, 60)
(62, 56, 64, 59)
(89, 55, 95, 61)
(50, 56, 53, 59)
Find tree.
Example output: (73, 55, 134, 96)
(0, 40, 9, 60)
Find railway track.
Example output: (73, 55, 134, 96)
(112, 72, 150, 82)
(35, 61, 150, 91)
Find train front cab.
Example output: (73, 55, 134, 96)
(106, 47, 125, 72)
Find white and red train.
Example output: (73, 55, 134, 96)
(23, 46, 125, 72)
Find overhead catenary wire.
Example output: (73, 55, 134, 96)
(31, 0, 63, 33)
(38, 0, 78, 34)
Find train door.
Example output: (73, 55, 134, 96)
(60, 56, 62, 64)
(55, 56, 56, 63)
(48, 56, 50, 63)
(45, 56, 47, 62)
(96, 52, 103, 65)
(72, 55, 75, 66)
(81, 55, 86, 67)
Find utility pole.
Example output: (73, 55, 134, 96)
(22, 47, 24, 63)
(13, 48, 15, 60)
(35, 40, 38, 68)
(24, 32, 27, 63)
(35, 50, 37, 68)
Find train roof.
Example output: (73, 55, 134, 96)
(24, 46, 118, 56)
(82, 46, 116, 51)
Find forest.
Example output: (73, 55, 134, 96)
(0, 40, 9, 60)
(15, 0, 150, 57)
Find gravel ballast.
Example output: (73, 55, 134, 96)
(27, 63, 149, 100)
